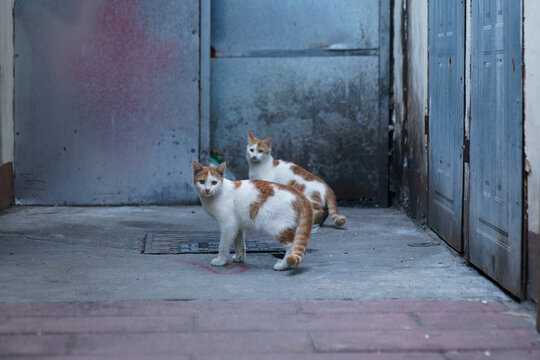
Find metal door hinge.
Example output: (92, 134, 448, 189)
(463, 139, 470, 163)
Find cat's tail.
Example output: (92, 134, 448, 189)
(326, 187, 347, 226)
(286, 198, 313, 267)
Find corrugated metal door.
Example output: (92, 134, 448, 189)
(210, 0, 390, 206)
(470, 0, 523, 296)
(428, 1, 465, 252)
(14, 0, 200, 204)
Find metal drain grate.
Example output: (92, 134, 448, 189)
(141, 231, 286, 255)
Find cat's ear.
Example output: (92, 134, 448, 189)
(193, 161, 204, 175)
(248, 131, 255, 141)
(216, 162, 227, 178)
(264, 136, 273, 149)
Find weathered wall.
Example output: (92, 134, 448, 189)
(13, 0, 200, 205)
(210, 0, 390, 206)
(391, 0, 428, 223)
(390, 0, 404, 205)
(0, 0, 14, 210)
(524, 0, 540, 302)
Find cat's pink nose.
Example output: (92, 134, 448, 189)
(205, 189, 210, 194)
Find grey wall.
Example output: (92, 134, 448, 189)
(13, 0, 200, 205)
(210, 0, 390, 206)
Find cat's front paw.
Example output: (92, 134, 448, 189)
(273, 259, 289, 271)
(210, 256, 228, 267)
(232, 252, 245, 263)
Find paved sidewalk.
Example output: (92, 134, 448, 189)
(0, 300, 538, 359)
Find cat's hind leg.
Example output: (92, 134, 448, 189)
(232, 229, 245, 263)
(211, 225, 237, 266)
(312, 203, 329, 226)
(273, 228, 294, 271)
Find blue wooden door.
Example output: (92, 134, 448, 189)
(470, 0, 523, 296)
(428, 1, 465, 251)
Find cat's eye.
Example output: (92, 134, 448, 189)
(258, 150, 263, 153)
(198, 180, 205, 185)
(249, 149, 254, 152)
(211, 181, 217, 185)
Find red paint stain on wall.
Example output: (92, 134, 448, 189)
(69, 0, 180, 123)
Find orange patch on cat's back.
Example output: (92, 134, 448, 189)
(291, 165, 323, 182)
(233, 181, 242, 188)
(273, 159, 280, 167)
(312, 191, 322, 204)
(249, 180, 276, 220)
(288, 180, 306, 193)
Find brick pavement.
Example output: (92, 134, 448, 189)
(0, 300, 538, 359)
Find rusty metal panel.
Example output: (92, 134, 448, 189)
(210, 0, 389, 205)
(14, 0, 200, 204)
(470, 0, 523, 297)
(428, 0, 465, 251)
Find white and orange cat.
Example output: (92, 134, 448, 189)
(192, 161, 313, 270)
(247, 131, 346, 227)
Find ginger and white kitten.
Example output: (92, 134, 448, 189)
(247, 131, 346, 227)
(192, 161, 313, 270)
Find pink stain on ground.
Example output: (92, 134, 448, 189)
(175, 259, 250, 275)
(69, 0, 180, 123)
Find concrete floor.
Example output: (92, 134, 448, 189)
(2, 206, 539, 358)
(0, 206, 521, 305)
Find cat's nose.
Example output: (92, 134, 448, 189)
(204, 189, 210, 194)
